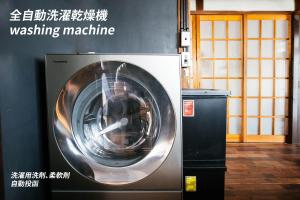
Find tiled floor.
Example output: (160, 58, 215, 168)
(225, 143, 300, 200)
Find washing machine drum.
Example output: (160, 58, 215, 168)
(53, 61, 176, 185)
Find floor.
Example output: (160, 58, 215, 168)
(225, 143, 300, 200)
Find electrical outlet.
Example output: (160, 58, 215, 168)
(181, 31, 191, 47)
(181, 52, 191, 67)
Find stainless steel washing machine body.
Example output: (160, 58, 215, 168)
(45, 54, 182, 200)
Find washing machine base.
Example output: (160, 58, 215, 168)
(52, 190, 182, 200)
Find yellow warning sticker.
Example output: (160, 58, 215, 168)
(185, 176, 197, 192)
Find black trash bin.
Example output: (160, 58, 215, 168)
(182, 89, 229, 200)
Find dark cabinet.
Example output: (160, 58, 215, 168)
(182, 89, 229, 200)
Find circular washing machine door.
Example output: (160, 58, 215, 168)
(53, 60, 176, 185)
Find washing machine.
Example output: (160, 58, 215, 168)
(45, 54, 182, 200)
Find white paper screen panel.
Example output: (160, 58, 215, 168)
(229, 21, 241, 38)
(214, 21, 226, 38)
(230, 118, 242, 134)
(229, 61, 242, 77)
(200, 21, 212, 38)
(261, 118, 273, 135)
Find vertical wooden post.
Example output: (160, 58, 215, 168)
(295, 0, 300, 12)
(290, 0, 300, 143)
(196, 0, 203, 11)
(292, 13, 300, 144)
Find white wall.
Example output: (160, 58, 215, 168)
(190, 0, 196, 11)
(189, 0, 295, 11)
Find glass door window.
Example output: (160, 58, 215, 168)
(53, 60, 177, 184)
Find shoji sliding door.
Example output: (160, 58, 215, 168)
(190, 14, 291, 142)
(244, 14, 291, 142)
